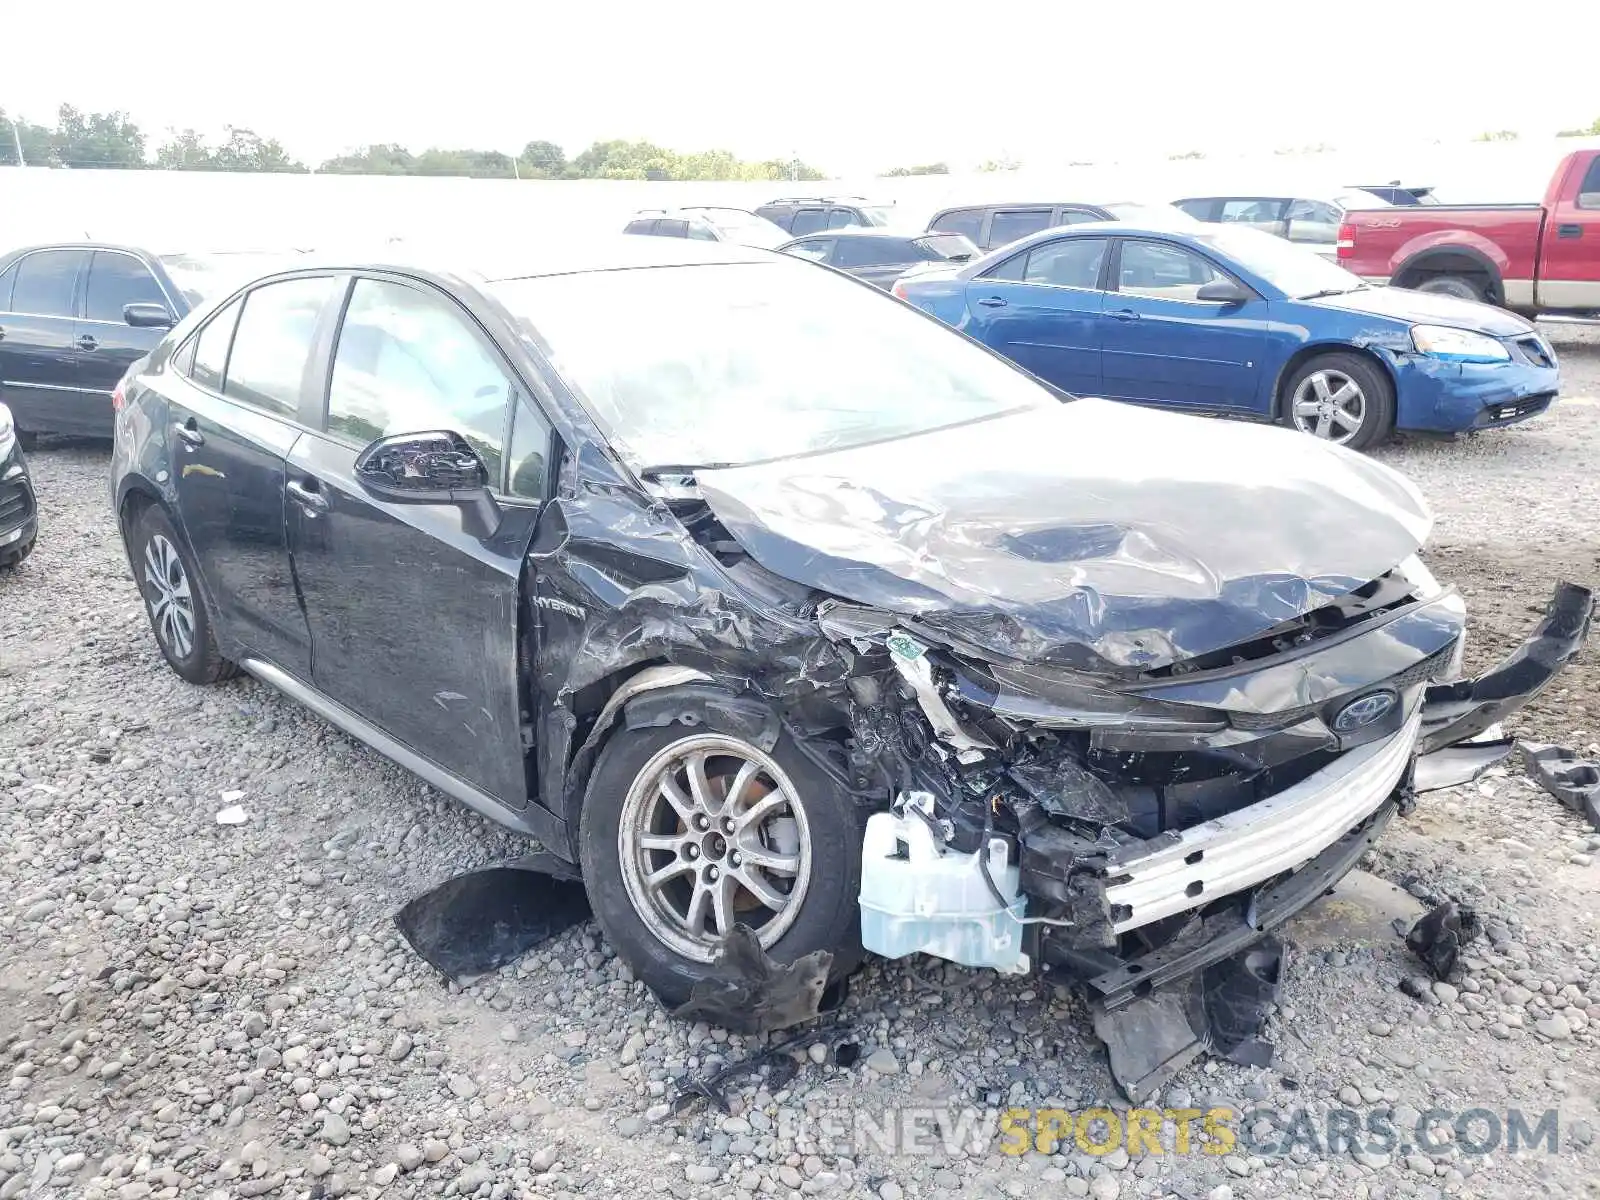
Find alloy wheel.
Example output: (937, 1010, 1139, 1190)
(142, 533, 196, 660)
(1291, 369, 1368, 445)
(617, 734, 813, 962)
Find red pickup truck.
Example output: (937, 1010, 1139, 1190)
(1337, 148, 1600, 316)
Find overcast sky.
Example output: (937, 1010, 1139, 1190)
(7, 1, 1599, 173)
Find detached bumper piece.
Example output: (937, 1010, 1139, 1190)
(1416, 581, 1594, 756)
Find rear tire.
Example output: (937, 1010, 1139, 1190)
(1414, 275, 1485, 303)
(1280, 351, 1395, 452)
(130, 504, 237, 685)
(579, 715, 864, 1009)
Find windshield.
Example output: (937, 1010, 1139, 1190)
(1101, 203, 1203, 230)
(916, 234, 978, 261)
(1193, 226, 1367, 299)
(157, 251, 307, 307)
(494, 260, 1055, 471)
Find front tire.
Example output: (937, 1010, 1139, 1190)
(131, 504, 236, 685)
(579, 718, 863, 1008)
(1414, 275, 1485, 303)
(1281, 351, 1395, 451)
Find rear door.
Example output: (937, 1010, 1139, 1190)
(78, 250, 177, 401)
(0, 248, 92, 436)
(962, 236, 1108, 395)
(1538, 155, 1600, 310)
(284, 273, 551, 810)
(1098, 238, 1267, 412)
(164, 275, 341, 677)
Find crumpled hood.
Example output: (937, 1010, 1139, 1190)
(1313, 285, 1534, 337)
(695, 400, 1432, 672)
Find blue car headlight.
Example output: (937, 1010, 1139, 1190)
(1411, 325, 1510, 364)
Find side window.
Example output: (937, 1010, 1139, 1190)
(1284, 199, 1342, 244)
(506, 395, 553, 499)
(189, 297, 242, 392)
(655, 219, 689, 238)
(1022, 238, 1108, 289)
(0, 260, 17, 310)
(86, 253, 170, 324)
(790, 208, 828, 236)
(1055, 207, 1103, 226)
(1577, 158, 1600, 210)
(785, 239, 834, 262)
(623, 219, 659, 235)
(171, 336, 198, 377)
(827, 209, 859, 229)
(328, 278, 513, 486)
(835, 239, 897, 268)
(982, 251, 1029, 283)
(224, 276, 338, 418)
(9, 249, 86, 318)
(988, 210, 1054, 248)
(1175, 199, 1218, 222)
(686, 222, 719, 242)
(930, 209, 984, 243)
(1218, 199, 1288, 235)
(1116, 241, 1227, 300)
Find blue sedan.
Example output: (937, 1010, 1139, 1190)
(891, 223, 1559, 449)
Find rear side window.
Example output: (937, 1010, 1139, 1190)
(790, 208, 828, 236)
(686, 222, 718, 242)
(1056, 207, 1104, 225)
(224, 277, 339, 418)
(623, 219, 659, 235)
(327, 278, 513, 484)
(1022, 239, 1108, 289)
(988, 210, 1053, 248)
(10, 249, 85, 318)
(189, 297, 242, 392)
(655, 219, 689, 238)
(835, 239, 901, 268)
(930, 209, 984, 242)
(86, 253, 169, 324)
(1578, 157, 1600, 210)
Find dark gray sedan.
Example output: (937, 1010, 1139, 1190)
(777, 229, 976, 288)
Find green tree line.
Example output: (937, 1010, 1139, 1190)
(0, 104, 826, 180)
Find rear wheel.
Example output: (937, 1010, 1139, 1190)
(130, 504, 237, 685)
(579, 716, 863, 1008)
(1281, 351, 1395, 451)
(1414, 275, 1485, 303)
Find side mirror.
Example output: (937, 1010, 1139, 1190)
(125, 302, 174, 329)
(1196, 280, 1251, 305)
(354, 430, 502, 536)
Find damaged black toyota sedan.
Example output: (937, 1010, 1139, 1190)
(110, 239, 1590, 1090)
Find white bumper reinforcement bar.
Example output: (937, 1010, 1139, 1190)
(1107, 712, 1420, 934)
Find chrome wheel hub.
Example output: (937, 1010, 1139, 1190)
(1291, 369, 1367, 445)
(618, 734, 812, 962)
(142, 533, 196, 660)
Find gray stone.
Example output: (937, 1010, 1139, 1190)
(865, 1048, 900, 1075)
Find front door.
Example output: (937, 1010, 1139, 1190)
(164, 276, 338, 677)
(962, 237, 1108, 395)
(1098, 238, 1268, 412)
(0, 248, 95, 436)
(285, 274, 553, 810)
(1538, 155, 1600, 311)
(76, 250, 175, 403)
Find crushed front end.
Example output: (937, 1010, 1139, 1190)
(821, 570, 1592, 1097)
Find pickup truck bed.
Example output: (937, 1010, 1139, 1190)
(1337, 149, 1600, 316)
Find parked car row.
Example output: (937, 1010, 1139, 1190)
(100, 234, 1589, 1066)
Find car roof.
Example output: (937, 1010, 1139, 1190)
(286, 236, 774, 283)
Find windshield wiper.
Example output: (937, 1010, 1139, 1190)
(1297, 285, 1368, 301)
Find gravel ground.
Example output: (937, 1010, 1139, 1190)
(4, 329, 1600, 1200)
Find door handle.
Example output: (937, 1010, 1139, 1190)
(286, 479, 329, 515)
(1107, 308, 1141, 321)
(172, 419, 204, 448)
(77, 334, 98, 351)
(976, 296, 1008, 308)
(1557, 224, 1582, 239)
